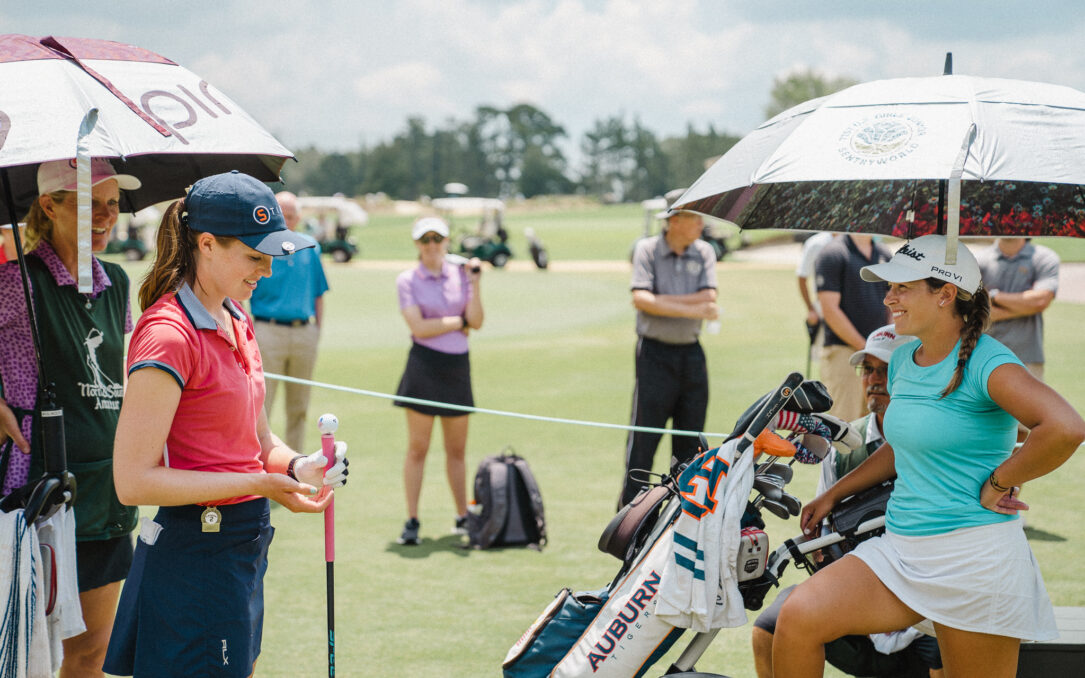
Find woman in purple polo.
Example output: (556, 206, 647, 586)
(393, 217, 483, 545)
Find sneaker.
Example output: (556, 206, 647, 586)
(397, 518, 420, 545)
(453, 515, 468, 536)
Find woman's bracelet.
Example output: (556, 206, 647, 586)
(988, 471, 1011, 493)
(286, 454, 305, 480)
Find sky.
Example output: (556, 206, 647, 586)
(7, 1, 1085, 171)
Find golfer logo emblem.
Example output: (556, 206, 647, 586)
(838, 113, 926, 165)
(253, 205, 271, 224)
(77, 328, 123, 411)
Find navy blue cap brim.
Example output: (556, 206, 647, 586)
(239, 229, 317, 256)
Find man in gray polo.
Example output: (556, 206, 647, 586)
(621, 204, 719, 507)
(976, 237, 1059, 380)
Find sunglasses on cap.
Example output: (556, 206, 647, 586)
(418, 234, 445, 244)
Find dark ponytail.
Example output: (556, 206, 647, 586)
(926, 279, 991, 397)
(138, 200, 197, 311)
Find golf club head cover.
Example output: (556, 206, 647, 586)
(753, 429, 797, 458)
(769, 411, 862, 452)
(294, 441, 350, 487)
(725, 380, 833, 441)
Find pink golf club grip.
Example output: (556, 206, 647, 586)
(321, 432, 335, 562)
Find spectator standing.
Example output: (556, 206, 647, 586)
(393, 217, 483, 545)
(975, 237, 1059, 380)
(621, 204, 718, 507)
(249, 191, 330, 453)
(796, 232, 836, 373)
(815, 234, 891, 421)
(0, 158, 141, 677)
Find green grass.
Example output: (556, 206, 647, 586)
(352, 202, 781, 263)
(101, 213, 1085, 677)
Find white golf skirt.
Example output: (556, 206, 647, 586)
(849, 518, 1058, 641)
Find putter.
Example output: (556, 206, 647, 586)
(318, 413, 339, 677)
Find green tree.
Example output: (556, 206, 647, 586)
(661, 124, 740, 190)
(764, 68, 858, 120)
(474, 103, 569, 197)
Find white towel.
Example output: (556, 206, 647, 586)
(655, 439, 755, 632)
(36, 505, 85, 672)
(0, 509, 52, 678)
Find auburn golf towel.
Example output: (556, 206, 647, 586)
(655, 438, 754, 632)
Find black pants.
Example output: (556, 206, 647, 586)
(621, 337, 708, 507)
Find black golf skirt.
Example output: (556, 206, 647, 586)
(394, 343, 474, 418)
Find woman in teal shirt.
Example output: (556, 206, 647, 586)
(775, 235, 1085, 678)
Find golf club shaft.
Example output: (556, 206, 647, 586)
(321, 431, 336, 675)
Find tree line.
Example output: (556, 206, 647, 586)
(280, 70, 855, 202)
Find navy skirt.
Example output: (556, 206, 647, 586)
(104, 498, 274, 677)
(394, 342, 474, 417)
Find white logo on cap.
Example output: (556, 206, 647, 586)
(281, 241, 295, 254)
(838, 113, 927, 165)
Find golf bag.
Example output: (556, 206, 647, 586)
(467, 448, 546, 550)
(503, 374, 834, 677)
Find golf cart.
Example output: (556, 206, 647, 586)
(432, 195, 514, 268)
(297, 195, 366, 263)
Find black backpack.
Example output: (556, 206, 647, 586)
(467, 448, 546, 550)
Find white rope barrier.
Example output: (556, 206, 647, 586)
(266, 372, 734, 439)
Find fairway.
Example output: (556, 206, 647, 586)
(103, 208, 1085, 677)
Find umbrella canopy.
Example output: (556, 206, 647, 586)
(0, 34, 293, 219)
(674, 74, 1085, 242)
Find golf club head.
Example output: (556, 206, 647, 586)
(757, 462, 794, 485)
(779, 492, 802, 516)
(761, 498, 791, 520)
(753, 476, 783, 502)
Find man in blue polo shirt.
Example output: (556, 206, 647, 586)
(249, 191, 329, 453)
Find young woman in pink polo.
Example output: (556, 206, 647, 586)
(104, 171, 348, 677)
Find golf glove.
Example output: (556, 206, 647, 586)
(293, 441, 349, 488)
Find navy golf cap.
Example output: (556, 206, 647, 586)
(185, 171, 315, 256)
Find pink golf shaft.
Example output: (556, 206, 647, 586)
(321, 432, 336, 561)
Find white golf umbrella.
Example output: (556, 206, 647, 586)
(0, 34, 292, 492)
(674, 72, 1085, 264)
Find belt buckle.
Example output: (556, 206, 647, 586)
(201, 506, 222, 533)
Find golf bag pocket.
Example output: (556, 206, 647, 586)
(468, 449, 547, 549)
(550, 528, 684, 678)
(502, 588, 609, 677)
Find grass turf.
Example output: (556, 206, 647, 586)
(102, 205, 1085, 677)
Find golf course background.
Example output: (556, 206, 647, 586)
(105, 202, 1085, 677)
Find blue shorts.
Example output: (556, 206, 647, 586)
(104, 499, 274, 677)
